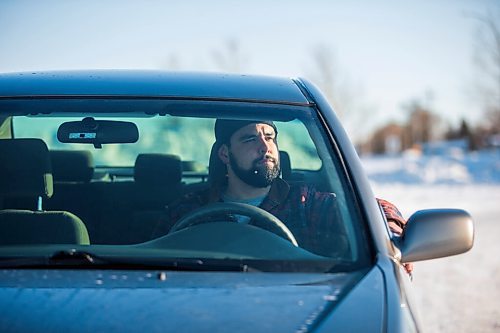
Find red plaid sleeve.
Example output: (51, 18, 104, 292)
(377, 198, 406, 236)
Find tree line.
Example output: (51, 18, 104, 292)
(358, 10, 499, 154)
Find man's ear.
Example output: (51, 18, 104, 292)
(218, 144, 230, 165)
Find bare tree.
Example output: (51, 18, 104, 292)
(407, 104, 437, 144)
(306, 45, 372, 142)
(160, 39, 249, 73)
(211, 39, 249, 73)
(161, 54, 182, 71)
(399, 94, 444, 152)
(470, 10, 500, 133)
(307, 46, 348, 117)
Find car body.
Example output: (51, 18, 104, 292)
(0, 70, 474, 332)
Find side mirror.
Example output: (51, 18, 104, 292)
(400, 209, 474, 263)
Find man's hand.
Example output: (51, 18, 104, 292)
(403, 262, 414, 275)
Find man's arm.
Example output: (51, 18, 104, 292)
(150, 191, 209, 239)
(298, 188, 349, 257)
(377, 198, 414, 275)
(377, 198, 406, 236)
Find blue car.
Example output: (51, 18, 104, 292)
(0, 71, 474, 332)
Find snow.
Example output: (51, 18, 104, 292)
(362, 148, 500, 185)
(361, 147, 500, 332)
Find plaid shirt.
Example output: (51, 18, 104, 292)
(377, 198, 407, 235)
(152, 178, 406, 256)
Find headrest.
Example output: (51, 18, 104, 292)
(134, 154, 182, 186)
(279, 151, 291, 180)
(208, 142, 227, 186)
(182, 161, 206, 173)
(0, 139, 53, 198)
(50, 150, 94, 183)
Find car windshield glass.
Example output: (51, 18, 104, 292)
(14, 116, 322, 170)
(1, 100, 371, 273)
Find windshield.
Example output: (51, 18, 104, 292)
(0, 100, 370, 273)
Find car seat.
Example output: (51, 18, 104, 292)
(45, 149, 97, 240)
(0, 139, 90, 245)
(95, 153, 183, 244)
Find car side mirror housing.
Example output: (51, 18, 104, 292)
(400, 209, 474, 263)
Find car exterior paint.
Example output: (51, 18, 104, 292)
(0, 71, 473, 332)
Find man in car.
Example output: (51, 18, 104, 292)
(152, 119, 412, 271)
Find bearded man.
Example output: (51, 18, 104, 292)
(152, 119, 409, 264)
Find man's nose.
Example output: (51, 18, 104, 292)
(257, 135, 271, 153)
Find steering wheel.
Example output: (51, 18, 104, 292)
(168, 202, 299, 247)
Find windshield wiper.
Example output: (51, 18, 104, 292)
(0, 250, 109, 268)
(118, 257, 261, 272)
(49, 249, 106, 265)
(0, 251, 259, 272)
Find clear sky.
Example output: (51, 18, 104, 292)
(1, 0, 498, 140)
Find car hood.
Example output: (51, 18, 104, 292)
(0, 267, 385, 332)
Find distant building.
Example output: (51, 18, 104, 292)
(366, 123, 405, 154)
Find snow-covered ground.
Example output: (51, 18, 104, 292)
(361, 148, 500, 333)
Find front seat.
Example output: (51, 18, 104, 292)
(0, 139, 90, 245)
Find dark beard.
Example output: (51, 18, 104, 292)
(229, 151, 280, 188)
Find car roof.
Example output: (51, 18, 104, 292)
(0, 70, 312, 106)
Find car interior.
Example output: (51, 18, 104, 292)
(0, 139, 307, 246)
(0, 109, 368, 268)
(0, 138, 90, 245)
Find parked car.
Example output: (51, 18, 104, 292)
(0, 70, 474, 332)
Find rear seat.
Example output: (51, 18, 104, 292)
(95, 153, 183, 244)
(134, 153, 183, 209)
(50, 150, 94, 183)
(45, 150, 99, 241)
(44, 151, 186, 244)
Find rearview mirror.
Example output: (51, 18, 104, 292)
(57, 117, 139, 148)
(399, 209, 474, 262)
